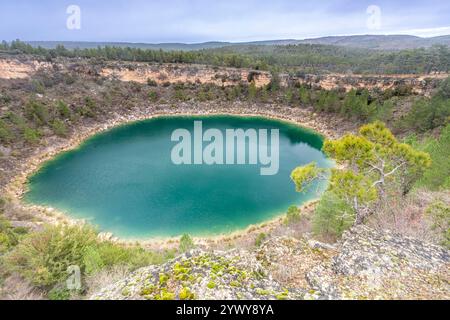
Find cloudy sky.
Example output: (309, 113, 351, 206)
(1, 0, 450, 43)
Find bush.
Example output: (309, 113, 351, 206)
(426, 201, 450, 249)
(255, 233, 267, 247)
(63, 73, 76, 85)
(4, 225, 97, 287)
(284, 206, 301, 225)
(25, 100, 50, 125)
(7, 112, 27, 129)
(83, 242, 173, 275)
(47, 287, 71, 300)
(23, 127, 40, 144)
(78, 97, 98, 118)
(370, 99, 394, 123)
(312, 192, 354, 240)
(0, 216, 20, 254)
(173, 89, 188, 101)
(30, 80, 45, 94)
(0, 119, 13, 143)
(410, 125, 450, 190)
(179, 234, 195, 252)
(57, 100, 71, 119)
(4, 224, 174, 288)
(51, 119, 68, 137)
(148, 91, 159, 102)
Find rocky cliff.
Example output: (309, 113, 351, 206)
(1, 56, 446, 95)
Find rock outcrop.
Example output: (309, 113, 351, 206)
(91, 248, 305, 300)
(307, 226, 450, 299)
(91, 226, 449, 300)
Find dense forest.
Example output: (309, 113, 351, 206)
(210, 44, 450, 74)
(1, 40, 450, 74)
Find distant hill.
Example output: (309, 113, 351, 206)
(26, 41, 232, 51)
(25, 40, 305, 51)
(297, 35, 450, 50)
(25, 34, 450, 52)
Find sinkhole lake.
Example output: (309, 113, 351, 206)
(25, 115, 332, 238)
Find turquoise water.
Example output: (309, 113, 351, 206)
(25, 115, 332, 238)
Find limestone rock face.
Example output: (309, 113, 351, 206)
(91, 227, 450, 300)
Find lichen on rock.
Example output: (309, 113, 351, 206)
(91, 227, 449, 300)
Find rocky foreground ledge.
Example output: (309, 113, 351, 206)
(91, 226, 449, 300)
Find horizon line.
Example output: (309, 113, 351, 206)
(8, 33, 449, 46)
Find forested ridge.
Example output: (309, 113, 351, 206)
(2, 40, 450, 74)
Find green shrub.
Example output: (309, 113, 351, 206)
(148, 91, 159, 102)
(25, 100, 50, 125)
(370, 99, 394, 123)
(7, 112, 27, 129)
(31, 80, 45, 94)
(4, 224, 97, 287)
(57, 100, 71, 119)
(284, 88, 294, 104)
(255, 233, 267, 247)
(47, 287, 71, 300)
(23, 127, 40, 144)
(298, 86, 311, 105)
(0, 119, 13, 143)
(0, 216, 20, 254)
(409, 125, 450, 190)
(426, 201, 450, 249)
(342, 89, 375, 120)
(248, 82, 257, 101)
(82, 245, 105, 274)
(83, 242, 172, 275)
(63, 73, 76, 85)
(5, 223, 174, 284)
(173, 89, 188, 101)
(51, 119, 68, 137)
(179, 234, 195, 252)
(284, 206, 301, 225)
(312, 191, 354, 239)
(78, 97, 98, 118)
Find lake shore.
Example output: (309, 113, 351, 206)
(3, 101, 349, 247)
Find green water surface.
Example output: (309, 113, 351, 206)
(25, 115, 332, 238)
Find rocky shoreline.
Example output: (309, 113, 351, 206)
(2, 101, 352, 246)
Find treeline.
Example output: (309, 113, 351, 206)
(0, 40, 266, 70)
(203, 44, 450, 74)
(1, 40, 450, 74)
